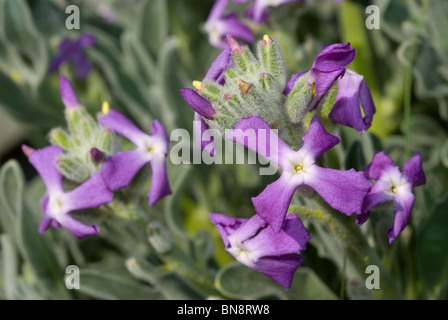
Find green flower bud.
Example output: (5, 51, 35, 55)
(147, 221, 172, 254)
(49, 127, 70, 148)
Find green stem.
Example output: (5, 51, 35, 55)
(403, 0, 429, 159)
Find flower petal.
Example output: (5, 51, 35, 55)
(99, 109, 146, 144)
(306, 166, 372, 216)
(207, 0, 229, 23)
(65, 172, 114, 212)
(218, 13, 254, 44)
(301, 116, 340, 160)
(231, 115, 291, 166)
(252, 173, 301, 233)
(209, 212, 246, 248)
(254, 255, 304, 290)
(243, 214, 310, 258)
(101, 150, 149, 190)
(38, 195, 52, 233)
(329, 69, 375, 133)
(402, 152, 426, 188)
(59, 213, 99, 239)
(312, 43, 355, 72)
(204, 48, 232, 84)
(387, 191, 415, 244)
(27, 145, 64, 194)
(194, 113, 215, 156)
(180, 88, 216, 120)
(357, 180, 393, 225)
(59, 76, 80, 108)
(150, 120, 169, 154)
(364, 151, 396, 181)
(148, 155, 172, 206)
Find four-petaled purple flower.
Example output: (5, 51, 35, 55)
(204, 0, 254, 49)
(356, 151, 426, 244)
(230, 115, 372, 233)
(23, 145, 113, 239)
(210, 212, 311, 289)
(285, 42, 376, 133)
(99, 106, 172, 206)
(49, 33, 96, 80)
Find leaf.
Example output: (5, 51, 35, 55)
(416, 195, 448, 299)
(2, 160, 69, 299)
(0, 0, 48, 87)
(215, 262, 286, 299)
(78, 269, 163, 300)
(136, 0, 169, 58)
(1, 234, 18, 299)
(215, 262, 338, 300)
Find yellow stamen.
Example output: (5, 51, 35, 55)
(294, 164, 303, 173)
(102, 101, 110, 115)
(390, 186, 397, 194)
(192, 80, 202, 91)
(263, 34, 271, 43)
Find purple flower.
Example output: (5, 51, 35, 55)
(23, 145, 113, 239)
(285, 42, 375, 133)
(59, 75, 81, 109)
(356, 152, 426, 244)
(49, 33, 96, 80)
(180, 48, 232, 155)
(230, 115, 371, 233)
(98, 107, 171, 206)
(308, 42, 356, 96)
(210, 212, 311, 289)
(204, 0, 254, 49)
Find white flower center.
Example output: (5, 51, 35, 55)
(227, 234, 256, 267)
(381, 168, 412, 196)
(47, 193, 67, 221)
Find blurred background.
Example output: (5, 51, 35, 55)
(0, 0, 447, 300)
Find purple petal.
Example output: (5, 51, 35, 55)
(402, 152, 426, 188)
(207, 0, 229, 23)
(312, 43, 355, 72)
(301, 116, 340, 160)
(59, 76, 80, 109)
(306, 166, 372, 216)
(387, 191, 415, 244)
(364, 151, 396, 181)
(71, 52, 93, 80)
(99, 109, 146, 144)
(359, 78, 375, 129)
(64, 172, 114, 212)
(49, 55, 66, 73)
(148, 156, 172, 206)
(28, 145, 64, 193)
(283, 70, 308, 95)
(329, 69, 375, 133)
(150, 120, 169, 152)
(313, 69, 345, 96)
(254, 255, 304, 290)
(204, 48, 231, 84)
(78, 33, 96, 47)
(243, 214, 310, 258)
(101, 150, 149, 190)
(59, 213, 99, 239)
(180, 88, 216, 120)
(194, 113, 215, 156)
(244, 2, 270, 24)
(231, 115, 292, 166)
(209, 212, 246, 248)
(252, 174, 301, 233)
(357, 180, 394, 225)
(39, 195, 52, 233)
(218, 13, 254, 44)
